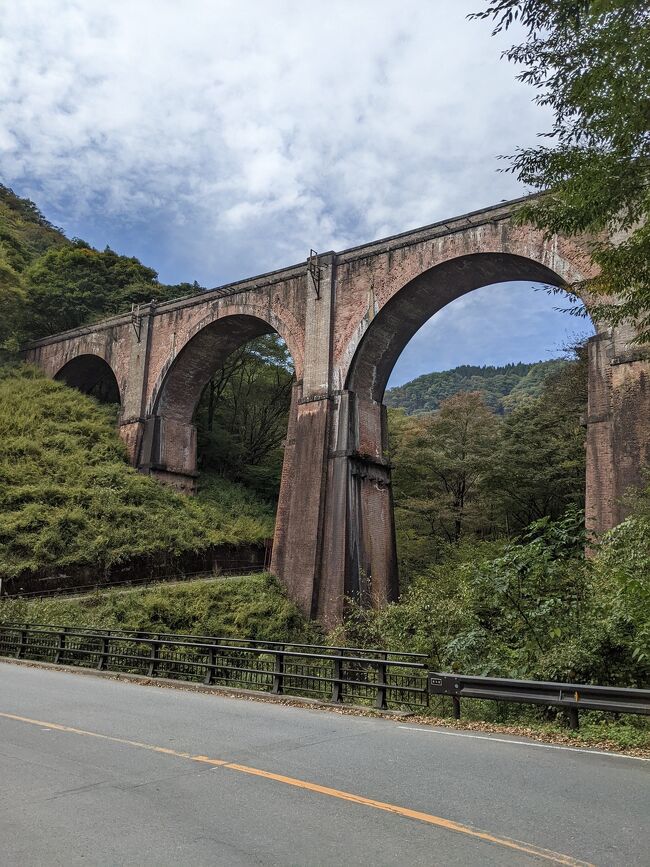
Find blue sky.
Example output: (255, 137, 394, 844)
(0, 1, 591, 385)
(388, 282, 592, 386)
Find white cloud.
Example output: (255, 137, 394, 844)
(0, 0, 548, 287)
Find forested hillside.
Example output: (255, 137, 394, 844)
(0, 184, 203, 349)
(385, 359, 568, 415)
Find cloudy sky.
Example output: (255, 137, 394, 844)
(0, 0, 591, 384)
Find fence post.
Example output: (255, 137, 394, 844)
(54, 627, 68, 664)
(375, 655, 388, 710)
(331, 655, 343, 703)
(272, 650, 285, 695)
(204, 646, 216, 685)
(568, 708, 579, 730)
(147, 641, 161, 677)
(15, 628, 27, 659)
(452, 696, 461, 720)
(97, 636, 109, 671)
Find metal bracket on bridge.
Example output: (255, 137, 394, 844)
(131, 304, 143, 342)
(308, 249, 322, 299)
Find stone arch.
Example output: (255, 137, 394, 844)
(54, 353, 121, 405)
(147, 305, 303, 420)
(320, 250, 598, 624)
(140, 312, 297, 492)
(344, 251, 591, 403)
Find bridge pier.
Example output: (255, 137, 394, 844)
(320, 393, 398, 622)
(138, 415, 198, 494)
(586, 327, 650, 536)
(272, 387, 399, 627)
(116, 303, 157, 467)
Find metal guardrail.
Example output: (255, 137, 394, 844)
(0, 624, 428, 710)
(2, 623, 647, 728)
(428, 672, 650, 729)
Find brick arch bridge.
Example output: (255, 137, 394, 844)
(26, 196, 649, 625)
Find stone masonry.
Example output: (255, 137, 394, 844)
(25, 196, 650, 626)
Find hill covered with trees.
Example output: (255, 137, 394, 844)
(0, 184, 203, 349)
(385, 359, 569, 415)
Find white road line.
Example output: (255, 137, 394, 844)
(398, 726, 650, 762)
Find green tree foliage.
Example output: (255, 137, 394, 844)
(0, 184, 66, 260)
(472, 1, 650, 339)
(23, 240, 158, 337)
(595, 483, 650, 666)
(0, 184, 206, 345)
(389, 354, 587, 570)
(491, 347, 588, 527)
(0, 263, 26, 350)
(385, 359, 567, 415)
(336, 507, 649, 689)
(390, 393, 501, 560)
(0, 365, 274, 587)
(194, 335, 294, 498)
(0, 185, 68, 348)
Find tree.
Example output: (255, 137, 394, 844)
(194, 335, 294, 498)
(23, 241, 159, 338)
(490, 347, 588, 528)
(472, 2, 650, 338)
(0, 261, 26, 349)
(389, 393, 501, 553)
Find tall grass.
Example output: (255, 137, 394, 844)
(0, 573, 317, 642)
(0, 364, 275, 583)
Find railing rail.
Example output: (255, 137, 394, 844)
(428, 672, 650, 729)
(0, 623, 428, 711)
(0, 622, 425, 660)
(2, 623, 646, 728)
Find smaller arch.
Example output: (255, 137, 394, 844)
(54, 354, 121, 405)
(151, 314, 284, 422)
(148, 304, 304, 419)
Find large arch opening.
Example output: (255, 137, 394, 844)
(346, 252, 581, 403)
(54, 354, 121, 406)
(147, 313, 295, 507)
(342, 251, 594, 590)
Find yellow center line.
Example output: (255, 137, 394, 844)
(0, 710, 594, 867)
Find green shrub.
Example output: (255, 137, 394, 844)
(334, 509, 649, 688)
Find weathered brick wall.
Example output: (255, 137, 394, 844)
(586, 326, 650, 535)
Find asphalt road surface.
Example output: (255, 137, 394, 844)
(1, 661, 648, 866)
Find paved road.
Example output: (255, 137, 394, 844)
(0, 662, 647, 866)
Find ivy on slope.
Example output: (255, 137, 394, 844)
(0, 365, 274, 583)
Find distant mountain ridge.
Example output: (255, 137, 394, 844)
(385, 359, 568, 415)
